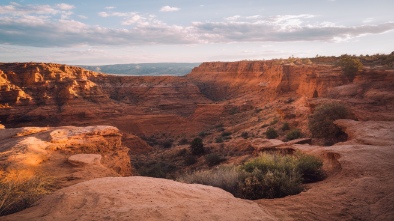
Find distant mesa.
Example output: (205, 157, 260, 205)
(80, 63, 201, 76)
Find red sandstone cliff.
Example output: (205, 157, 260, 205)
(0, 61, 393, 136)
(187, 61, 394, 101)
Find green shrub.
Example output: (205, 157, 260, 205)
(270, 118, 278, 125)
(221, 131, 232, 137)
(240, 168, 302, 199)
(198, 131, 210, 138)
(215, 137, 223, 143)
(241, 132, 249, 139)
(338, 55, 363, 81)
(184, 155, 197, 166)
(178, 166, 242, 194)
(205, 153, 225, 167)
(240, 152, 324, 199)
(265, 127, 278, 139)
(135, 161, 177, 178)
(162, 140, 173, 149)
(281, 122, 290, 131)
(308, 102, 349, 139)
(229, 107, 240, 115)
(295, 152, 325, 183)
(190, 138, 205, 155)
(179, 151, 324, 200)
(177, 148, 188, 156)
(178, 138, 189, 145)
(286, 129, 302, 140)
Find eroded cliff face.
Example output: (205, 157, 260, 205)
(187, 61, 394, 120)
(0, 61, 393, 137)
(0, 63, 211, 135)
(187, 61, 349, 100)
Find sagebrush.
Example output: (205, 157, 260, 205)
(0, 169, 53, 216)
(308, 102, 350, 140)
(178, 151, 324, 200)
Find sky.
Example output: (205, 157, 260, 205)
(0, 0, 393, 65)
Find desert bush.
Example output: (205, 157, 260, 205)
(221, 131, 232, 137)
(135, 161, 177, 178)
(240, 168, 302, 199)
(265, 127, 278, 139)
(241, 132, 249, 139)
(338, 54, 363, 81)
(295, 152, 325, 182)
(205, 153, 225, 167)
(240, 152, 323, 199)
(184, 155, 197, 166)
(179, 151, 324, 200)
(270, 118, 278, 125)
(308, 102, 349, 139)
(198, 131, 209, 138)
(286, 129, 302, 140)
(229, 107, 240, 115)
(190, 138, 205, 155)
(142, 135, 158, 146)
(178, 138, 189, 145)
(178, 166, 242, 194)
(281, 122, 290, 131)
(177, 148, 188, 156)
(162, 140, 173, 149)
(0, 170, 53, 216)
(215, 137, 223, 143)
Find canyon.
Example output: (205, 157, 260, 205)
(1, 59, 394, 220)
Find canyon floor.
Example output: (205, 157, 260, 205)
(1, 58, 394, 220)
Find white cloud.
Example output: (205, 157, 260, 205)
(0, 2, 59, 15)
(225, 15, 241, 21)
(98, 11, 134, 18)
(246, 15, 262, 20)
(105, 6, 116, 10)
(0, 3, 393, 49)
(192, 15, 394, 43)
(122, 15, 142, 25)
(57, 3, 74, 11)
(98, 12, 110, 17)
(363, 18, 374, 23)
(160, 6, 180, 12)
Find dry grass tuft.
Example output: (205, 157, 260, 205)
(0, 169, 54, 216)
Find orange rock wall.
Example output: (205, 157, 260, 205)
(186, 61, 347, 100)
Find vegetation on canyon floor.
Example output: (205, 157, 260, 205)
(178, 151, 324, 200)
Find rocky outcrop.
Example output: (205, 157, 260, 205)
(3, 176, 276, 221)
(334, 119, 394, 146)
(0, 125, 132, 185)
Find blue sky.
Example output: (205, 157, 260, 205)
(0, 0, 393, 65)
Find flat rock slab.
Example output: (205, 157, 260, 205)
(335, 119, 394, 146)
(68, 154, 102, 166)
